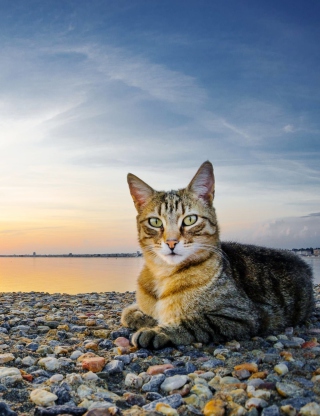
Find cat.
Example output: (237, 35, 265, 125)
(121, 161, 314, 349)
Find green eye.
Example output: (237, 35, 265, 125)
(149, 217, 163, 228)
(183, 215, 197, 226)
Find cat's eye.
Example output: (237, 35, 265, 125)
(183, 215, 198, 226)
(148, 217, 163, 228)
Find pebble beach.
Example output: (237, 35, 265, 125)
(1, 287, 320, 416)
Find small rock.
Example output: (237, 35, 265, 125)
(142, 393, 183, 411)
(125, 373, 143, 389)
(0, 353, 15, 364)
(246, 398, 268, 409)
(155, 403, 179, 415)
(38, 357, 60, 371)
(274, 363, 289, 376)
(142, 374, 165, 392)
(103, 359, 123, 374)
(30, 389, 58, 406)
(203, 399, 226, 416)
(114, 337, 130, 347)
(161, 375, 189, 392)
(34, 405, 87, 415)
(147, 363, 174, 375)
(234, 363, 258, 373)
(276, 382, 303, 398)
(82, 357, 106, 373)
(0, 402, 18, 416)
(300, 402, 320, 416)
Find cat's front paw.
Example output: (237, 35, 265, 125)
(121, 304, 157, 330)
(132, 326, 171, 349)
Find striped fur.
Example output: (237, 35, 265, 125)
(121, 161, 314, 349)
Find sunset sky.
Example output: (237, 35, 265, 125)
(0, 0, 319, 254)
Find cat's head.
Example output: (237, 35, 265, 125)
(127, 161, 219, 266)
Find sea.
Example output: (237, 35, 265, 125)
(0, 256, 319, 294)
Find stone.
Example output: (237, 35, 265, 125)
(261, 405, 280, 416)
(125, 373, 143, 389)
(85, 342, 99, 351)
(220, 376, 241, 384)
(84, 409, 113, 416)
(160, 375, 189, 392)
(0, 367, 22, 384)
(145, 392, 163, 401)
(54, 346, 69, 355)
(0, 353, 15, 364)
(147, 363, 174, 375)
(190, 383, 213, 401)
(0, 402, 18, 416)
(34, 405, 87, 415)
(203, 399, 226, 416)
(234, 369, 251, 380)
(246, 398, 268, 409)
(201, 359, 224, 369)
(51, 386, 72, 405)
(276, 382, 303, 398)
(49, 374, 64, 383)
(142, 374, 165, 392)
(114, 337, 130, 347)
(30, 389, 58, 406)
(155, 403, 179, 415)
(82, 357, 106, 373)
(39, 357, 60, 371)
(234, 363, 258, 373)
(142, 393, 183, 411)
(274, 363, 289, 376)
(123, 392, 146, 406)
(82, 371, 99, 382)
(103, 359, 123, 374)
(300, 402, 320, 416)
(22, 355, 37, 366)
(281, 398, 313, 411)
(77, 384, 93, 399)
(70, 350, 83, 360)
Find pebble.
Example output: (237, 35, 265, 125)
(147, 363, 174, 375)
(262, 405, 280, 416)
(142, 373, 165, 392)
(38, 357, 60, 371)
(160, 375, 189, 392)
(274, 363, 289, 376)
(81, 357, 106, 373)
(30, 389, 58, 406)
(0, 354, 15, 364)
(276, 382, 304, 398)
(124, 372, 143, 389)
(0, 288, 320, 415)
(102, 359, 123, 374)
(0, 402, 17, 416)
(142, 393, 183, 411)
(300, 402, 320, 416)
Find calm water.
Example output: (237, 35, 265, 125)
(0, 257, 144, 294)
(303, 257, 320, 284)
(0, 256, 319, 294)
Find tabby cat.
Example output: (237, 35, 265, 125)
(121, 161, 314, 349)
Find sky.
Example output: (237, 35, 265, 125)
(0, 0, 319, 254)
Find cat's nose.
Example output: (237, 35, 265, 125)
(166, 239, 179, 251)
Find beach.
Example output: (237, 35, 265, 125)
(0, 288, 320, 416)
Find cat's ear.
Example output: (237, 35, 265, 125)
(187, 161, 215, 204)
(127, 173, 154, 212)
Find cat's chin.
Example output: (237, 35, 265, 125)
(159, 253, 184, 265)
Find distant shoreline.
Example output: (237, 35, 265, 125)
(0, 253, 142, 258)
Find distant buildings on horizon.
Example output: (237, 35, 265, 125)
(292, 248, 320, 256)
(0, 251, 143, 258)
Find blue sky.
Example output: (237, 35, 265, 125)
(0, 0, 319, 253)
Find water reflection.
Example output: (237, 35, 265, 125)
(0, 257, 143, 294)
